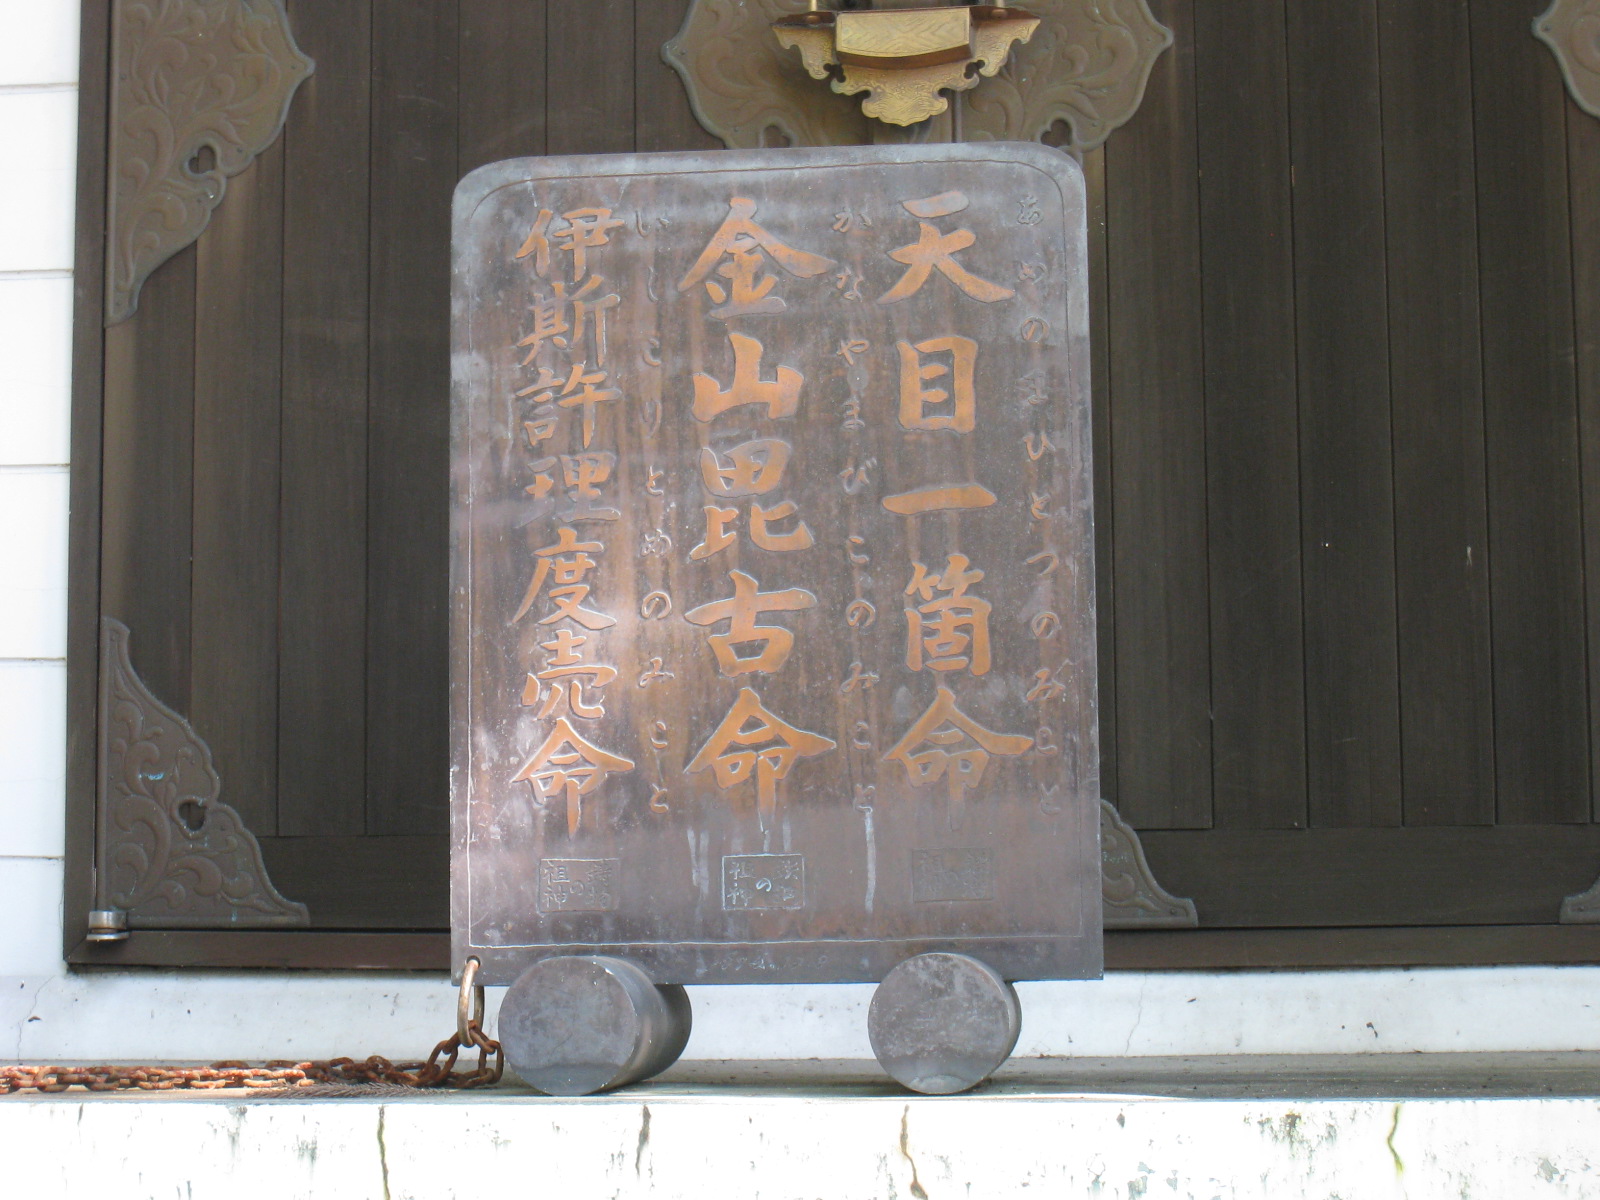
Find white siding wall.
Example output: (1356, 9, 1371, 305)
(3, 2, 1600, 1066)
(0, 0, 78, 991)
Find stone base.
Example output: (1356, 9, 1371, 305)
(6, 1055, 1600, 1197)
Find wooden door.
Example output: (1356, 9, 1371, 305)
(69, 0, 1600, 967)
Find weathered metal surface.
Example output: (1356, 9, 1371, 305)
(772, 5, 1040, 128)
(1535, 0, 1600, 119)
(1100, 799, 1198, 929)
(497, 956, 693, 1095)
(106, 0, 313, 324)
(95, 618, 309, 929)
(1561, 872, 1600, 923)
(665, 0, 1171, 153)
(85, 909, 130, 942)
(451, 143, 1099, 986)
(868, 951, 1021, 1093)
(663, 0, 872, 150)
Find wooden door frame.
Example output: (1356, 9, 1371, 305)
(60, 0, 1600, 971)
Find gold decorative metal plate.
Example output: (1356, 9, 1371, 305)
(835, 8, 973, 66)
(775, 6, 1039, 127)
(667, 0, 1171, 150)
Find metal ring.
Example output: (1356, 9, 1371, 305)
(457, 956, 485, 1043)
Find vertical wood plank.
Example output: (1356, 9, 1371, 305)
(366, 3, 459, 836)
(545, 0, 635, 155)
(459, 0, 548, 174)
(190, 147, 285, 836)
(635, 0, 720, 154)
(1379, 0, 1495, 826)
(1104, 0, 1212, 829)
(100, 248, 196, 714)
(1287, 0, 1402, 827)
(67, 0, 113, 953)
(1469, 0, 1587, 825)
(1081, 145, 1116, 807)
(1572, 95, 1600, 823)
(277, 0, 372, 837)
(1193, 0, 1306, 829)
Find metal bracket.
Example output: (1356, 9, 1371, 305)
(1561, 873, 1600, 923)
(106, 0, 313, 324)
(1535, 0, 1600, 119)
(1100, 799, 1198, 929)
(95, 618, 308, 931)
(665, 0, 1171, 152)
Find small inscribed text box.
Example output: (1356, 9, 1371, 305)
(912, 848, 996, 902)
(722, 854, 805, 911)
(537, 858, 620, 913)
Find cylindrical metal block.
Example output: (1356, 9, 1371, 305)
(868, 951, 1021, 1094)
(498, 955, 693, 1096)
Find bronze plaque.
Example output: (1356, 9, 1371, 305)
(451, 143, 1100, 985)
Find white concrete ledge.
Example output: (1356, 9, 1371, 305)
(12, 966, 1600, 1062)
(6, 1057, 1600, 1199)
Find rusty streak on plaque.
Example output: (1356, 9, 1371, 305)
(451, 144, 1100, 986)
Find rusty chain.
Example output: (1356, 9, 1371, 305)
(2, 1023, 503, 1095)
(3, 961, 504, 1096)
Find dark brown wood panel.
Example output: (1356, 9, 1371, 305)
(277, 0, 373, 837)
(74, 0, 1600, 967)
(258, 836, 446, 929)
(70, 931, 450, 970)
(459, 0, 549, 175)
(1081, 145, 1116, 807)
(1194, 0, 1305, 830)
(64, 0, 113, 958)
(1471, 0, 1587, 825)
(1572, 96, 1600, 824)
(1142, 826, 1600, 927)
(1106, 925, 1600, 971)
(635, 0, 721, 155)
(68, 924, 1600, 973)
(1379, 0, 1495, 826)
(365, 2, 459, 837)
(1103, 0, 1211, 830)
(546, 0, 636, 156)
(190, 146, 285, 836)
(99, 247, 197, 713)
(1287, 0, 1401, 828)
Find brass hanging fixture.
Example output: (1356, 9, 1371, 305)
(772, 2, 1040, 127)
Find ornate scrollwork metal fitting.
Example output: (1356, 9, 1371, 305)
(1560, 872, 1600, 923)
(1100, 799, 1198, 929)
(665, 0, 1171, 151)
(773, 5, 1042, 128)
(961, 0, 1172, 151)
(106, 0, 314, 324)
(97, 618, 308, 928)
(665, 0, 873, 149)
(1536, 0, 1600, 118)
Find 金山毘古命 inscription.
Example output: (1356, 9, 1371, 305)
(451, 143, 1101, 985)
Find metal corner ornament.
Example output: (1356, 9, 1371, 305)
(1561, 871, 1600, 923)
(1535, 0, 1600, 118)
(665, 0, 1171, 152)
(106, 0, 314, 324)
(1099, 800, 1196, 929)
(96, 618, 308, 931)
